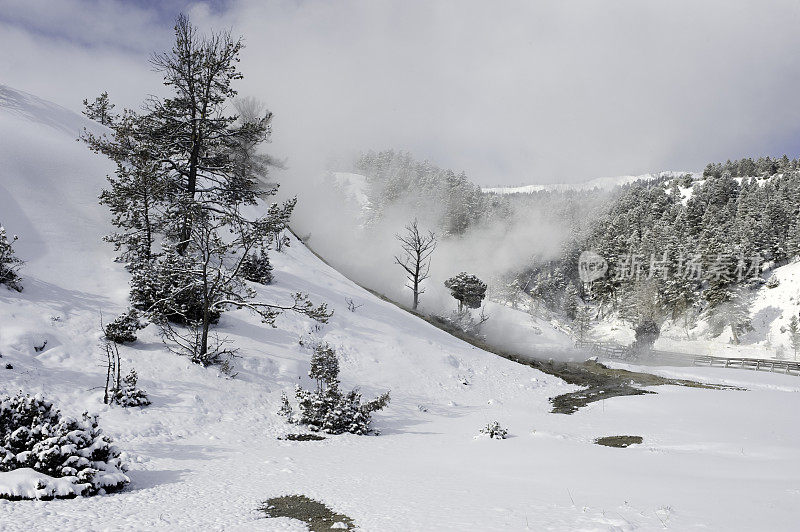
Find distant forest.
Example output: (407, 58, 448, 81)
(355, 150, 493, 235)
(356, 150, 800, 344)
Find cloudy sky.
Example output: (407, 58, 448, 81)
(3, 0, 800, 186)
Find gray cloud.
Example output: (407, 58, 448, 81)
(3, 0, 800, 185)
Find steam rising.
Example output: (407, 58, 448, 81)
(280, 169, 575, 359)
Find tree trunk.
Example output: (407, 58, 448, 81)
(178, 104, 201, 255)
(412, 259, 420, 310)
(178, 151, 199, 255)
(116, 352, 121, 392)
(104, 345, 112, 405)
(199, 308, 210, 364)
(143, 188, 152, 259)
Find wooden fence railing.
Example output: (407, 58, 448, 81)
(574, 341, 800, 376)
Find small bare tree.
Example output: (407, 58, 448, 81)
(102, 340, 121, 405)
(345, 297, 363, 312)
(394, 219, 436, 310)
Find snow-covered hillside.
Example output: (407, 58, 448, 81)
(2, 87, 800, 530)
(632, 260, 800, 360)
(483, 171, 699, 195)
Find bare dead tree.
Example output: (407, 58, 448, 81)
(394, 219, 436, 310)
(102, 340, 121, 405)
(345, 297, 363, 312)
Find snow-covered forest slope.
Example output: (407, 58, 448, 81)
(482, 171, 698, 194)
(321, 152, 800, 362)
(2, 86, 800, 531)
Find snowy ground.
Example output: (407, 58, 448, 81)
(2, 86, 800, 530)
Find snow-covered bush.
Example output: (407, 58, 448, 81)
(112, 369, 151, 407)
(766, 276, 780, 289)
(279, 344, 390, 435)
(0, 225, 23, 292)
(479, 421, 508, 440)
(104, 308, 146, 344)
(240, 247, 273, 284)
(0, 392, 128, 498)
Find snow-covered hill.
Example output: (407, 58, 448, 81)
(483, 171, 699, 195)
(325, 169, 700, 201)
(635, 260, 800, 360)
(2, 87, 800, 530)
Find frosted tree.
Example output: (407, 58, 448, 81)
(280, 344, 390, 435)
(574, 303, 592, 343)
(83, 109, 168, 263)
(240, 246, 273, 284)
(82, 91, 115, 126)
(394, 219, 436, 310)
(680, 302, 701, 341)
(620, 279, 665, 351)
(83, 15, 329, 369)
(0, 392, 129, 496)
(0, 224, 22, 291)
(789, 315, 800, 359)
(139, 14, 277, 254)
(309, 343, 340, 391)
(493, 276, 530, 310)
(444, 272, 487, 312)
(563, 283, 579, 320)
(232, 96, 284, 190)
(710, 287, 753, 344)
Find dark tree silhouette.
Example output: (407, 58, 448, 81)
(394, 219, 436, 310)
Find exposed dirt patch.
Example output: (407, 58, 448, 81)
(529, 359, 742, 414)
(551, 384, 654, 415)
(595, 435, 643, 448)
(259, 495, 355, 531)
